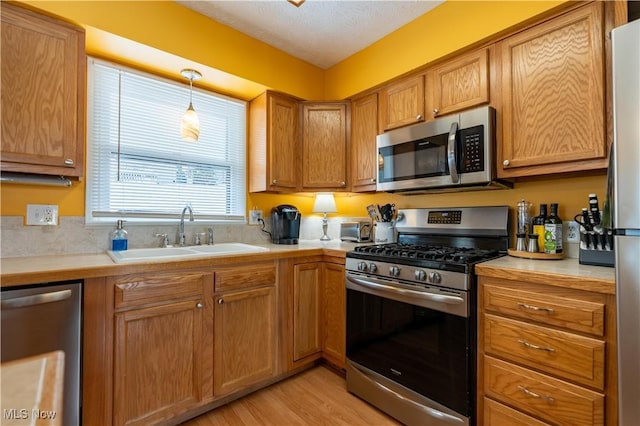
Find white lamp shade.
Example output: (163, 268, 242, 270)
(313, 193, 337, 213)
(181, 103, 200, 142)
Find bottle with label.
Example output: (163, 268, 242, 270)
(543, 203, 563, 254)
(531, 204, 547, 253)
(111, 220, 128, 251)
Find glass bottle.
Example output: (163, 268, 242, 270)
(543, 203, 563, 254)
(531, 204, 547, 253)
(111, 220, 128, 251)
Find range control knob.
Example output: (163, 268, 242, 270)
(357, 262, 368, 272)
(428, 272, 442, 284)
(368, 263, 378, 273)
(414, 270, 427, 281)
(389, 266, 401, 277)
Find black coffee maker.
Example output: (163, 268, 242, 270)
(270, 205, 301, 244)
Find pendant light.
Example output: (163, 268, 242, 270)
(180, 68, 202, 142)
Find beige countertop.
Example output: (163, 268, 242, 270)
(0, 351, 64, 426)
(476, 254, 616, 294)
(0, 240, 362, 287)
(2, 242, 616, 294)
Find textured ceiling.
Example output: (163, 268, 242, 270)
(176, 0, 444, 69)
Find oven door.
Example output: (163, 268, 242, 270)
(345, 272, 473, 425)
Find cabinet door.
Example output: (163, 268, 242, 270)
(214, 286, 276, 396)
(499, 3, 606, 178)
(292, 262, 323, 362)
(322, 262, 346, 369)
(249, 91, 299, 192)
(378, 74, 425, 132)
(114, 300, 204, 426)
(301, 102, 349, 190)
(426, 48, 490, 119)
(1, 3, 85, 176)
(350, 93, 378, 192)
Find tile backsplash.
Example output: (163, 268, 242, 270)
(0, 216, 364, 258)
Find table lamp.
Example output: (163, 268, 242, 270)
(313, 193, 337, 241)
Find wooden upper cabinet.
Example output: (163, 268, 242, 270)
(498, 2, 606, 178)
(378, 74, 425, 132)
(249, 91, 299, 192)
(426, 47, 490, 119)
(350, 93, 378, 192)
(301, 102, 349, 191)
(1, 3, 85, 177)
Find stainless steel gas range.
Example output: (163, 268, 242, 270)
(345, 206, 510, 426)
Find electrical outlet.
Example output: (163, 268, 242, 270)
(26, 204, 59, 226)
(566, 220, 580, 243)
(249, 209, 263, 225)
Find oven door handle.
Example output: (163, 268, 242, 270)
(447, 121, 459, 184)
(346, 275, 465, 305)
(350, 362, 466, 424)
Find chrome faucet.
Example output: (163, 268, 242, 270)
(178, 204, 194, 246)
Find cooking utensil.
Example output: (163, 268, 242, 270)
(366, 205, 379, 221)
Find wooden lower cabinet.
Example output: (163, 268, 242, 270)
(483, 398, 551, 426)
(287, 256, 347, 370)
(477, 274, 617, 426)
(83, 256, 346, 425)
(292, 261, 323, 363)
(213, 285, 277, 396)
(322, 261, 346, 369)
(111, 272, 213, 426)
(213, 262, 278, 396)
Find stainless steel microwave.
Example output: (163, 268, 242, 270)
(376, 106, 511, 193)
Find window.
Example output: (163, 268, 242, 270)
(86, 58, 246, 224)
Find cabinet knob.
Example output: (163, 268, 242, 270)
(433, 108, 439, 116)
(64, 159, 74, 166)
(271, 179, 277, 185)
(340, 181, 346, 187)
(217, 298, 224, 305)
(416, 114, 423, 120)
(196, 302, 203, 309)
(503, 160, 510, 167)
(370, 178, 376, 183)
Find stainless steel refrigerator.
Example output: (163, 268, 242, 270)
(612, 18, 640, 425)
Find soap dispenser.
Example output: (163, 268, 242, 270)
(112, 220, 128, 251)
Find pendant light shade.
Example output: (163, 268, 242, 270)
(180, 69, 202, 142)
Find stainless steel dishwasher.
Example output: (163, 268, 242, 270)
(1, 281, 82, 425)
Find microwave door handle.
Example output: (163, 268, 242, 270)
(447, 122, 459, 183)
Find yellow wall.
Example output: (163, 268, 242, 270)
(325, 1, 566, 99)
(248, 174, 608, 227)
(2, 0, 607, 227)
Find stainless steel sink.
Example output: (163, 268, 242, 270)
(108, 243, 269, 263)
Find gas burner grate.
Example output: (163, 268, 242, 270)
(354, 243, 500, 265)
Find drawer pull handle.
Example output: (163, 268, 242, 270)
(518, 339, 555, 352)
(518, 385, 555, 403)
(518, 302, 554, 313)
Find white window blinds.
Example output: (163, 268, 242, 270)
(86, 58, 246, 223)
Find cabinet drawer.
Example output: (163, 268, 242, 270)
(483, 283, 605, 336)
(484, 314, 605, 389)
(484, 356, 604, 426)
(114, 272, 207, 309)
(215, 262, 276, 292)
(484, 397, 550, 426)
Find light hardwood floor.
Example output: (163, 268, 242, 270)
(182, 366, 401, 425)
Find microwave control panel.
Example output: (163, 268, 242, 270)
(460, 125, 484, 173)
